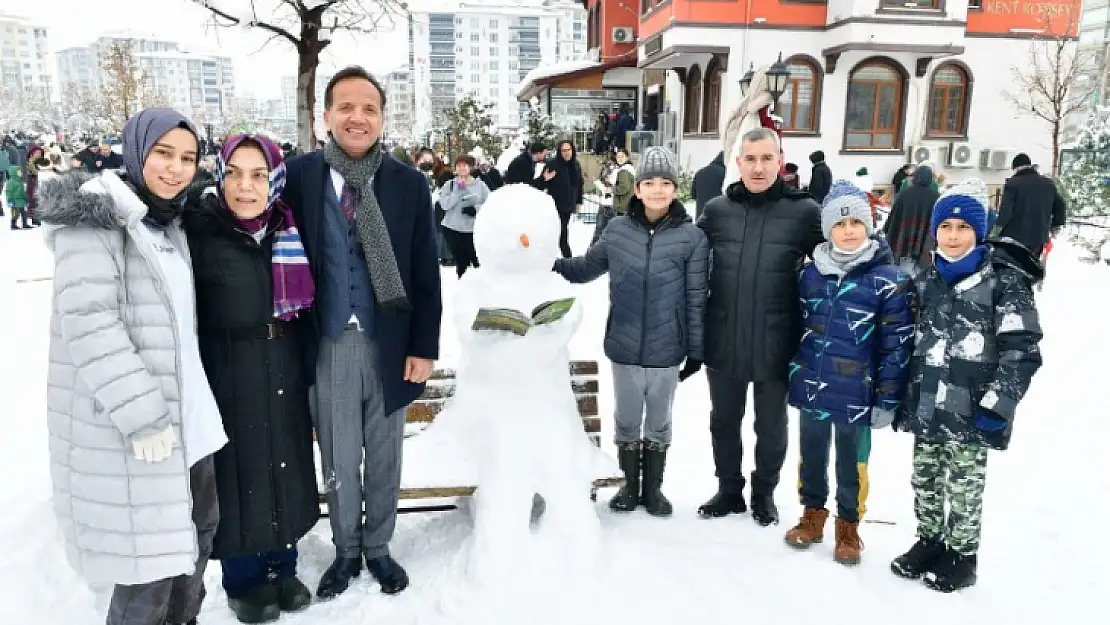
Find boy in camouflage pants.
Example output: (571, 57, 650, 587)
(890, 179, 1043, 592)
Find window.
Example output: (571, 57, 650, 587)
(881, 0, 940, 7)
(927, 64, 970, 137)
(701, 58, 723, 134)
(471, 46, 480, 55)
(683, 66, 702, 134)
(471, 60, 479, 69)
(471, 33, 479, 42)
(490, 46, 498, 56)
(968, 0, 981, 6)
(471, 73, 480, 82)
(490, 19, 498, 28)
(456, 32, 462, 39)
(490, 33, 498, 43)
(844, 60, 904, 149)
(781, 57, 821, 133)
(489, 60, 499, 70)
(471, 18, 479, 28)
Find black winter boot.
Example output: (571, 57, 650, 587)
(697, 491, 747, 518)
(227, 584, 280, 623)
(273, 575, 312, 612)
(10, 217, 19, 230)
(890, 536, 948, 580)
(923, 550, 977, 592)
(608, 440, 641, 512)
(639, 440, 673, 517)
(750, 494, 780, 526)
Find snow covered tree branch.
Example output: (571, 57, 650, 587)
(192, 0, 407, 149)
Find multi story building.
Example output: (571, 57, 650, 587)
(384, 68, 416, 142)
(57, 34, 234, 117)
(635, 0, 1085, 185)
(1080, 0, 1110, 108)
(409, 0, 587, 134)
(280, 71, 331, 139)
(0, 12, 52, 102)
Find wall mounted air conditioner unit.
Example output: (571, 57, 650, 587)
(612, 27, 634, 44)
(979, 148, 1016, 170)
(907, 145, 935, 164)
(947, 142, 975, 168)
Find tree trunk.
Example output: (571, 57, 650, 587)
(296, 44, 320, 151)
(1051, 120, 1060, 177)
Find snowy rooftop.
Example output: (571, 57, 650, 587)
(515, 59, 603, 101)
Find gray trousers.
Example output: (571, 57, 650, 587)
(312, 326, 406, 560)
(611, 363, 680, 444)
(107, 455, 218, 625)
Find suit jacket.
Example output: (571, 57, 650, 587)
(282, 149, 443, 415)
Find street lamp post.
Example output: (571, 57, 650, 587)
(739, 53, 792, 112)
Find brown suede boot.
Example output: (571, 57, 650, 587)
(834, 518, 863, 566)
(784, 507, 828, 549)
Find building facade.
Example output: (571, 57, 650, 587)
(1080, 0, 1110, 108)
(0, 12, 52, 102)
(409, 0, 588, 135)
(636, 0, 1083, 187)
(385, 68, 416, 142)
(57, 34, 234, 117)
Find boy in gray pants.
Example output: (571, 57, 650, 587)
(554, 146, 708, 517)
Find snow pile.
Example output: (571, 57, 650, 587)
(403, 184, 611, 586)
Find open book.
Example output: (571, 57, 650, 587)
(471, 298, 575, 336)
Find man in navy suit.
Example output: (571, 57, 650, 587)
(282, 66, 442, 599)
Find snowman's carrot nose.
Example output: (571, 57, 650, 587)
(519, 233, 530, 248)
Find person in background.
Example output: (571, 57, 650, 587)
(5, 165, 28, 229)
(592, 148, 636, 245)
(890, 179, 1043, 592)
(884, 165, 940, 277)
(994, 152, 1067, 257)
(432, 154, 456, 266)
(808, 150, 832, 203)
(531, 139, 583, 258)
(692, 151, 727, 221)
(23, 145, 44, 227)
(183, 134, 319, 623)
(438, 154, 490, 277)
(782, 162, 800, 190)
(0, 139, 10, 216)
(38, 108, 225, 625)
(477, 157, 503, 192)
(785, 180, 914, 565)
(892, 163, 914, 200)
(555, 146, 708, 518)
(503, 142, 547, 185)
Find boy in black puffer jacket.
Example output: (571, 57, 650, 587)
(890, 179, 1043, 593)
(554, 146, 708, 517)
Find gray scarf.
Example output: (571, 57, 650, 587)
(812, 238, 880, 278)
(323, 140, 411, 312)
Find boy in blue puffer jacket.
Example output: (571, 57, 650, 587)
(554, 146, 708, 519)
(786, 180, 915, 565)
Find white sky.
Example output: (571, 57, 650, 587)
(19, 0, 409, 100)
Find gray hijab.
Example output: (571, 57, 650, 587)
(121, 108, 198, 202)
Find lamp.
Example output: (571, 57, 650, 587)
(739, 63, 754, 96)
(765, 52, 790, 103)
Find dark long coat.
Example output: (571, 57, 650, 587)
(183, 192, 320, 559)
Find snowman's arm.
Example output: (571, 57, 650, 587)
(553, 234, 609, 284)
(530, 298, 584, 348)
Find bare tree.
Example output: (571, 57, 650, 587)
(192, 0, 406, 149)
(1004, 15, 1098, 176)
(102, 42, 145, 127)
(59, 82, 120, 137)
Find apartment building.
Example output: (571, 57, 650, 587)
(385, 68, 416, 142)
(408, 0, 587, 134)
(0, 12, 52, 101)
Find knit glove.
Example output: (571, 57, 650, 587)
(462, 206, 477, 217)
(870, 407, 897, 430)
(132, 426, 175, 463)
(678, 358, 703, 382)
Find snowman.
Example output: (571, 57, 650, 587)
(404, 184, 612, 582)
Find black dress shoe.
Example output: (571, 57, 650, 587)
(316, 556, 362, 599)
(274, 576, 312, 612)
(365, 555, 409, 595)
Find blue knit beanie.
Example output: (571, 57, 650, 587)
(931, 178, 989, 243)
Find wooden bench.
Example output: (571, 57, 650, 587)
(317, 360, 623, 513)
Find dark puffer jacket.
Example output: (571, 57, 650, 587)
(555, 198, 708, 367)
(899, 239, 1044, 450)
(698, 179, 824, 381)
(788, 239, 915, 425)
(182, 191, 320, 558)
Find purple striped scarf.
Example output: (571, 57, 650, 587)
(218, 133, 315, 320)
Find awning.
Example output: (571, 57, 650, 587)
(638, 44, 730, 71)
(515, 57, 637, 102)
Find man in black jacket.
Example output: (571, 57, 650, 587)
(503, 142, 547, 185)
(995, 153, 1066, 257)
(808, 150, 832, 203)
(696, 128, 823, 526)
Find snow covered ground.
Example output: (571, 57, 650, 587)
(1, 217, 1106, 624)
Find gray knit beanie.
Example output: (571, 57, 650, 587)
(636, 146, 679, 185)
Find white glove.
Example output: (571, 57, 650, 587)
(870, 407, 897, 430)
(132, 426, 175, 463)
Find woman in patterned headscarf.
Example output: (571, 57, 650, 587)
(182, 133, 318, 624)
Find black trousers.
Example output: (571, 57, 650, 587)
(443, 228, 479, 277)
(557, 208, 573, 258)
(706, 368, 789, 497)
